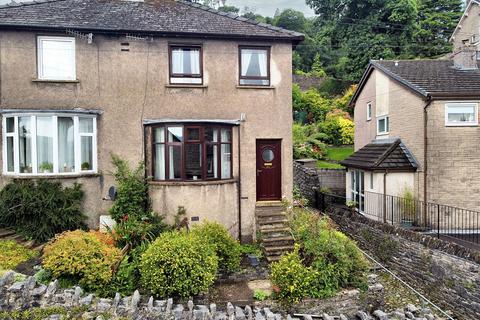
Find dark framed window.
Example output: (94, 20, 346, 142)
(239, 46, 270, 86)
(152, 124, 232, 181)
(169, 45, 203, 85)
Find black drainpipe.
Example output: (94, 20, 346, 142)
(237, 124, 242, 243)
(423, 97, 433, 222)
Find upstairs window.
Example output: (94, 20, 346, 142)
(2, 114, 97, 175)
(169, 45, 203, 85)
(445, 103, 478, 126)
(37, 36, 76, 81)
(377, 116, 389, 135)
(152, 125, 232, 181)
(366, 102, 372, 121)
(239, 46, 270, 86)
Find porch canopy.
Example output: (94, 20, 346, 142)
(340, 139, 418, 172)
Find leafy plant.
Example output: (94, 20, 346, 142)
(191, 221, 242, 273)
(39, 162, 53, 172)
(253, 289, 270, 301)
(240, 243, 263, 258)
(0, 180, 87, 243)
(108, 154, 167, 249)
(81, 162, 91, 170)
(270, 247, 317, 306)
(293, 186, 309, 207)
(42, 230, 122, 292)
(400, 186, 416, 221)
(0, 240, 38, 270)
(140, 231, 218, 298)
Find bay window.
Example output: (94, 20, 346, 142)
(169, 45, 203, 85)
(2, 114, 97, 175)
(152, 124, 232, 181)
(239, 46, 270, 86)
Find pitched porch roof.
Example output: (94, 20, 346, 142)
(340, 139, 418, 172)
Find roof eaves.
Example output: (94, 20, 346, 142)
(176, 0, 305, 40)
(371, 61, 429, 98)
(349, 63, 375, 107)
(372, 139, 401, 168)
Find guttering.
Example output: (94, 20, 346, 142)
(383, 170, 388, 223)
(237, 125, 242, 242)
(0, 25, 304, 44)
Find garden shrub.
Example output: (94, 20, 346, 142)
(272, 208, 368, 305)
(0, 240, 38, 270)
(140, 231, 218, 298)
(191, 221, 241, 273)
(42, 230, 122, 292)
(270, 248, 317, 306)
(108, 154, 168, 248)
(0, 180, 87, 243)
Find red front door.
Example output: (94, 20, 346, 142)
(256, 139, 282, 201)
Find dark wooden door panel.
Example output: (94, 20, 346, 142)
(256, 139, 282, 201)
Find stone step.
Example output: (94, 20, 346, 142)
(255, 201, 284, 207)
(255, 209, 286, 217)
(266, 256, 281, 262)
(259, 226, 290, 233)
(264, 245, 295, 253)
(263, 239, 295, 248)
(262, 235, 294, 243)
(257, 217, 288, 225)
(0, 229, 16, 238)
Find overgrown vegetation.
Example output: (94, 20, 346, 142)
(270, 208, 369, 306)
(0, 240, 38, 270)
(140, 231, 218, 298)
(191, 221, 242, 273)
(0, 180, 87, 243)
(108, 154, 167, 248)
(42, 230, 122, 292)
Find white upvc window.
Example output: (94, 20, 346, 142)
(366, 102, 372, 121)
(377, 115, 390, 135)
(445, 103, 478, 126)
(350, 170, 365, 213)
(37, 36, 76, 80)
(2, 114, 97, 176)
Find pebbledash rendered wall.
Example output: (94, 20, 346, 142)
(327, 206, 480, 320)
(0, 31, 294, 241)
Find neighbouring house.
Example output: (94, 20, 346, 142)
(0, 0, 303, 242)
(341, 1, 480, 221)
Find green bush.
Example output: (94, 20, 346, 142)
(0, 240, 38, 270)
(0, 180, 87, 243)
(270, 248, 317, 306)
(291, 209, 369, 292)
(272, 209, 368, 305)
(42, 230, 122, 292)
(191, 221, 241, 273)
(108, 154, 168, 248)
(140, 231, 218, 298)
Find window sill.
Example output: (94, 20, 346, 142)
(32, 79, 80, 84)
(236, 85, 275, 90)
(3, 172, 100, 179)
(445, 123, 478, 127)
(149, 178, 237, 187)
(165, 84, 208, 89)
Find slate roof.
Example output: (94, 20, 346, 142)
(351, 59, 480, 105)
(340, 139, 418, 172)
(0, 0, 304, 42)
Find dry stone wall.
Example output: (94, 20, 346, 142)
(0, 271, 440, 320)
(293, 162, 345, 205)
(327, 207, 480, 320)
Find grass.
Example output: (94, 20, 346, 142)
(0, 240, 38, 270)
(325, 146, 354, 161)
(317, 146, 354, 169)
(317, 161, 345, 169)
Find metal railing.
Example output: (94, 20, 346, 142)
(315, 190, 480, 248)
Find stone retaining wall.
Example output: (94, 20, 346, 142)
(327, 207, 480, 320)
(0, 270, 439, 320)
(293, 162, 345, 205)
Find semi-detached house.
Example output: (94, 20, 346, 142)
(0, 0, 304, 242)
